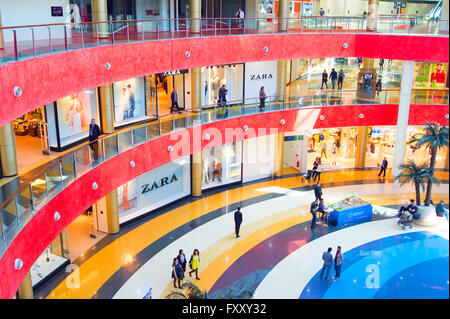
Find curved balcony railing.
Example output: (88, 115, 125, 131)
(0, 16, 448, 65)
(0, 88, 449, 258)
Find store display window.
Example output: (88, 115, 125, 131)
(113, 77, 147, 127)
(414, 62, 448, 89)
(201, 64, 244, 106)
(202, 142, 242, 190)
(117, 156, 191, 224)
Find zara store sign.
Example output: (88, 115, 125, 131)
(244, 61, 278, 103)
(141, 174, 179, 194)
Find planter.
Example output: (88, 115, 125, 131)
(413, 204, 440, 227)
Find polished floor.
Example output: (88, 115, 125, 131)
(33, 168, 449, 299)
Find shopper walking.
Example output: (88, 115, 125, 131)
(234, 207, 243, 238)
(310, 199, 319, 229)
(259, 86, 266, 111)
(334, 246, 344, 280)
(321, 141, 328, 159)
(337, 69, 345, 90)
(313, 161, 323, 182)
(176, 249, 187, 274)
(171, 257, 184, 289)
(329, 68, 338, 90)
(188, 249, 201, 280)
(375, 79, 382, 96)
(379, 58, 384, 71)
(170, 87, 180, 113)
(88, 119, 101, 161)
(378, 156, 388, 178)
(314, 183, 323, 201)
(331, 143, 337, 166)
(321, 70, 328, 89)
(320, 247, 333, 281)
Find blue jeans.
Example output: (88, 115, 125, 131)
(335, 264, 342, 278)
(311, 213, 317, 229)
(320, 264, 332, 280)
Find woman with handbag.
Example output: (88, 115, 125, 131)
(188, 249, 201, 280)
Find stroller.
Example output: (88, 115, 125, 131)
(397, 212, 413, 230)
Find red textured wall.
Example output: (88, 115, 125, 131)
(0, 103, 447, 299)
(1, 33, 449, 127)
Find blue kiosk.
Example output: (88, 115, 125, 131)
(328, 196, 373, 226)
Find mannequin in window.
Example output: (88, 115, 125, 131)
(203, 158, 210, 184)
(212, 158, 222, 182)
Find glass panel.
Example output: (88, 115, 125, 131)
(46, 163, 63, 199)
(133, 125, 147, 145)
(103, 135, 119, 159)
(160, 117, 174, 135)
(16, 28, 35, 61)
(61, 154, 76, 187)
(174, 113, 188, 130)
(17, 186, 34, 227)
(118, 130, 133, 152)
(147, 120, 161, 139)
(31, 174, 48, 209)
(0, 199, 19, 246)
(74, 145, 91, 177)
(188, 110, 201, 127)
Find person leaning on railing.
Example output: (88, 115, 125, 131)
(88, 119, 101, 161)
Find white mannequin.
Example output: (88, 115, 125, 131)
(203, 159, 210, 184)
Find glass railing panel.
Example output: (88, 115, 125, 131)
(118, 130, 133, 152)
(61, 154, 76, 187)
(46, 163, 63, 199)
(95, 22, 112, 46)
(81, 23, 98, 48)
(174, 113, 188, 130)
(74, 145, 93, 177)
(133, 125, 147, 145)
(187, 110, 201, 127)
(160, 117, 174, 135)
(103, 134, 119, 160)
(200, 107, 215, 124)
(17, 186, 34, 228)
(15, 28, 35, 61)
(30, 174, 47, 211)
(67, 24, 85, 51)
(147, 120, 161, 139)
(1, 199, 19, 246)
(49, 25, 68, 54)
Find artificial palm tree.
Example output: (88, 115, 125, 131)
(408, 121, 449, 206)
(166, 281, 208, 299)
(393, 160, 439, 205)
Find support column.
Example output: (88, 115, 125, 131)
(91, 0, 109, 39)
(17, 271, 33, 299)
(355, 126, 369, 168)
(392, 61, 414, 177)
(191, 68, 202, 109)
(105, 189, 120, 234)
(444, 146, 449, 170)
(0, 10, 4, 50)
(192, 152, 202, 197)
(0, 123, 19, 177)
(189, 0, 201, 34)
(288, 59, 300, 98)
(278, 0, 290, 32)
(274, 133, 285, 177)
(367, 0, 380, 32)
(277, 60, 289, 103)
(169, 0, 176, 32)
(99, 84, 114, 134)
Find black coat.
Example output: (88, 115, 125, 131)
(88, 124, 101, 142)
(177, 254, 187, 271)
(314, 186, 322, 197)
(234, 210, 242, 225)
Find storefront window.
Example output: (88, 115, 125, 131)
(201, 64, 244, 106)
(113, 77, 146, 127)
(145, 75, 158, 117)
(117, 156, 191, 223)
(367, 127, 395, 167)
(202, 142, 242, 190)
(414, 62, 448, 89)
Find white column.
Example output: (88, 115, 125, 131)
(440, 0, 449, 32)
(301, 135, 309, 174)
(392, 61, 414, 177)
(169, 0, 175, 32)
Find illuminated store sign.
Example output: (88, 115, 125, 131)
(141, 174, 179, 194)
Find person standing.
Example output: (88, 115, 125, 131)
(170, 87, 180, 113)
(259, 86, 266, 111)
(379, 59, 384, 71)
(337, 69, 345, 90)
(188, 249, 201, 280)
(329, 68, 338, 90)
(313, 162, 323, 182)
(127, 84, 135, 118)
(334, 246, 344, 280)
(177, 249, 187, 274)
(312, 157, 320, 181)
(314, 183, 323, 201)
(171, 257, 184, 289)
(234, 207, 243, 238)
(310, 199, 319, 229)
(88, 119, 101, 161)
(319, 8, 325, 16)
(318, 198, 327, 222)
(204, 81, 208, 99)
(436, 200, 449, 221)
(378, 156, 388, 178)
(321, 141, 328, 159)
(321, 70, 328, 89)
(235, 8, 245, 27)
(375, 79, 382, 96)
(331, 142, 337, 166)
(320, 247, 333, 281)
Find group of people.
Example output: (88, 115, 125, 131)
(310, 183, 330, 229)
(321, 69, 345, 90)
(305, 157, 324, 183)
(320, 246, 344, 281)
(171, 249, 201, 289)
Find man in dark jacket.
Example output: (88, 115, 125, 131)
(378, 157, 388, 177)
(88, 119, 101, 160)
(170, 87, 180, 113)
(314, 183, 323, 201)
(321, 70, 328, 89)
(329, 68, 338, 90)
(310, 199, 319, 229)
(234, 207, 243, 238)
(176, 249, 187, 274)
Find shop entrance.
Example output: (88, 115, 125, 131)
(156, 70, 187, 115)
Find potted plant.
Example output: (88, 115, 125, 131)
(394, 160, 440, 226)
(408, 121, 448, 207)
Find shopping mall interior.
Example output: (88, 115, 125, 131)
(0, 0, 449, 304)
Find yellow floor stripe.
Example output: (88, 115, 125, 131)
(47, 169, 449, 299)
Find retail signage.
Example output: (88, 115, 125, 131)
(141, 174, 179, 194)
(244, 61, 278, 103)
(250, 73, 274, 80)
(51, 6, 64, 17)
(159, 69, 189, 76)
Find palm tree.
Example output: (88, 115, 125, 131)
(166, 281, 208, 299)
(408, 121, 448, 206)
(393, 160, 439, 205)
